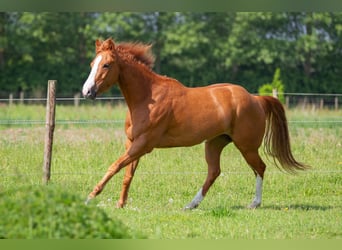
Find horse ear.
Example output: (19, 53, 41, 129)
(95, 39, 103, 53)
(103, 38, 116, 51)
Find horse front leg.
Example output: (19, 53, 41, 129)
(117, 158, 140, 208)
(85, 152, 137, 205)
(85, 134, 152, 206)
(117, 138, 140, 208)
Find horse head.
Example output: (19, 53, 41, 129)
(82, 38, 119, 99)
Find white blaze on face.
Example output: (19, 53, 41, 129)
(82, 55, 102, 97)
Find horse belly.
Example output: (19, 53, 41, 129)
(157, 107, 232, 148)
(156, 84, 236, 148)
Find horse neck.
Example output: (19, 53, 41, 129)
(117, 59, 155, 110)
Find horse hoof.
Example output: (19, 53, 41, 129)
(116, 201, 125, 208)
(247, 202, 261, 209)
(183, 206, 191, 211)
(183, 203, 198, 211)
(85, 197, 93, 205)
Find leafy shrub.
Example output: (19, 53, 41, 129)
(258, 68, 285, 103)
(0, 184, 143, 239)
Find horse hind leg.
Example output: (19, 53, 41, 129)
(239, 149, 266, 209)
(184, 135, 231, 210)
(249, 174, 263, 209)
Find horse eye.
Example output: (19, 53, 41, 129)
(103, 63, 110, 69)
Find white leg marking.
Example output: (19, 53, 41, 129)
(248, 175, 263, 209)
(82, 55, 102, 96)
(85, 196, 92, 205)
(184, 188, 204, 210)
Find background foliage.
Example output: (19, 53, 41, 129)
(0, 12, 341, 96)
(258, 68, 285, 103)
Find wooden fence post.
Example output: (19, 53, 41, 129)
(9, 93, 13, 106)
(285, 96, 289, 109)
(19, 91, 24, 105)
(303, 96, 308, 109)
(335, 96, 339, 110)
(272, 88, 278, 99)
(320, 98, 324, 110)
(43, 80, 57, 184)
(74, 92, 81, 107)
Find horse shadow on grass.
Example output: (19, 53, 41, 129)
(194, 203, 337, 219)
(230, 204, 336, 211)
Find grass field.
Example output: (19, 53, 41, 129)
(0, 104, 341, 239)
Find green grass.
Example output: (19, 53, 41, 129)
(0, 104, 341, 239)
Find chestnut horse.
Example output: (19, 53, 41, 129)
(82, 38, 309, 209)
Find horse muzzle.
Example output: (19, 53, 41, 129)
(83, 89, 97, 100)
(82, 84, 97, 100)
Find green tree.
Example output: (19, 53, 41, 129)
(280, 12, 336, 93)
(0, 12, 341, 97)
(0, 12, 95, 95)
(216, 12, 289, 92)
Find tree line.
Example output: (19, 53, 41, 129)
(0, 12, 341, 97)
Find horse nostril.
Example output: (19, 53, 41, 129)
(82, 89, 91, 99)
(86, 89, 97, 100)
(82, 85, 97, 99)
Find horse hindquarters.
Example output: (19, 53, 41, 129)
(238, 95, 310, 208)
(226, 94, 268, 208)
(233, 130, 266, 208)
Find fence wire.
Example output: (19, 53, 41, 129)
(0, 96, 125, 102)
(1, 95, 341, 177)
(0, 119, 125, 125)
(0, 95, 341, 126)
(2, 169, 342, 177)
(1, 120, 342, 126)
(1, 93, 342, 101)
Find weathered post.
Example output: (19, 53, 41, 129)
(335, 96, 339, 110)
(9, 93, 13, 106)
(320, 98, 324, 110)
(285, 96, 290, 109)
(272, 88, 278, 99)
(74, 92, 81, 107)
(43, 80, 57, 184)
(19, 91, 24, 105)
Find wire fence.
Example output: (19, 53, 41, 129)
(1, 120, 342, 127)
(0, 95, 126, 106)
(0, 92, 341, 109)
(1, 94, 341, 177)
(0, 119, 125, 126)
(0, 94, 341, 126)
(2, 169, 342, 178)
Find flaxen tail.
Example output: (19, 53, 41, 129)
(257, 96, 310, 173)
